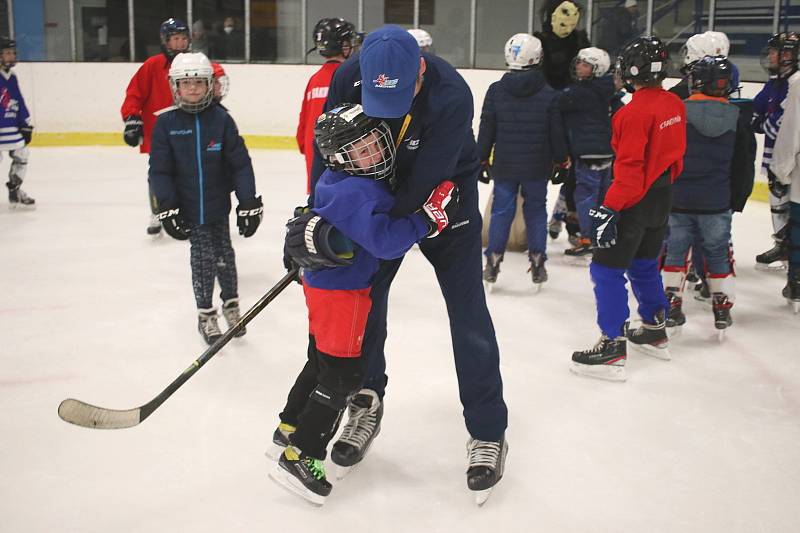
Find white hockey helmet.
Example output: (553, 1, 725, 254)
(408, 28, 433, 49)
(169, 52, 214, 113)
(505, 33, 543, 70)
(681, 33, 715, 66)
(575, 47, 611, 77)
(705, 31, 731, 57)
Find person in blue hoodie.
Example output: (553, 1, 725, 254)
(269, 103, 457, 505)
(0, 37, 34, 209)
(559, 46, 616, 259)
(477, 32, 568, 287)
(148, 52, 263, 345)
(661, 56, 755, 337)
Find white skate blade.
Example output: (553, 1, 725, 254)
(474, 488, 493, 506)
(335, 463, 356, 480)
(9, 203, 36, 211)
(716, 329, 726, 343)
(755, 262, 787, 273)
(484, 281, 495, 294)
(666, 325, 683, 339)
(629, 342, 671, 361)
(791, 300, 800, 314)
(532, 282, 543, 293)
(569, 362, 626, 382)
(264, 443, 286, 461)
(268, 461, 326, 506)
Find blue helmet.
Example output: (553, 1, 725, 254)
(160, 18, 190, 57)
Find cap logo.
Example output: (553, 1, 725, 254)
(373, 73, 399, 89)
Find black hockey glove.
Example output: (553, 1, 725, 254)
(19, 125, 33, 145)
(123, 115, 144, 147)
(285, 210, 354, 270)
(767, 170, 789, 199)
(421, 180, 459, 238)
(156, 206, 190, 241)
(588, 205, 618, 249)
(236, 196, 263, 238)
(478, 161, 492, 184)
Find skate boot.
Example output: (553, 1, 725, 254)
(483, 252, 502, 290)
(755, 227, 789, 272)
(665, 291, 686, 336)
(566, 214, 581, 247)
(269, 446, 331, 506)
(626, 310, 670, 360)
(528, 252, 548, 290)
(467, 435, 508, 506)
(146, 214, 162, 235)
(570, 335, 627, 381)
(221, 298, 246, 337)
(564, 237, 592, 266)
(7, 182, 35, 210)
(265, 422, 296, 460)
(711, 293, 733, 340)
(693, 278, 711, 305)
(331, 389, 382, 479)
(783, 269, 800, 314)
(197, 308, 223, 346)
(548, 216, 563, 240)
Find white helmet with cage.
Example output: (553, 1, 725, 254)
(575, 47, 611, 77)
(407, 28, 433, 49)
(504, 33, 543, 70)
(168, 52, 214, 113)
(705, 31, 731, 57)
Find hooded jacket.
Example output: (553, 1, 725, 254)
(476, 68, 567, 182)
(560, 74, 616, 159)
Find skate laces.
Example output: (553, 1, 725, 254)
(338, 396, 379, 449)
(467, 438, 501, 469)
(304, 457, 327, 480)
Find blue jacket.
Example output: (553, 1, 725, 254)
(560, 75, 616, 159)
(0, 69, 31, 151)
(476, 68, 567, 182)
(674, 97, 755, 213)
(148, 103, 257, 226)
(752, 77, 789, 173)
(315, 51, 480, 220)
(304, 169, 430, 291)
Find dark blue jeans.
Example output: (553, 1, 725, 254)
(485, 179, 548, 256)
(574, 161, 610, 237)
(664, 212, 732, 275)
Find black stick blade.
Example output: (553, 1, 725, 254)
(58, 399, 142, 429)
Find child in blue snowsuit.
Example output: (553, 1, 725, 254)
(269, 104, 456, 505)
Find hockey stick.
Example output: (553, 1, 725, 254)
(58, 268, 300, 430)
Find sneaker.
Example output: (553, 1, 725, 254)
(221, 298, 246, 337)
(197, 308, 223, 346)
(269, 446, 332, 506)
(626, 310, 670, 360)
(331, 389, 382, 477)
(466, 435, 508, 506)
(529, 252, 548, 285)
(570, 335, 627, 381)
(483, 253, 502, 284)
(265, 422, 296, 460)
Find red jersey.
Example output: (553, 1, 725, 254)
(296, 61, 342, 193)
(120, 54, 175, 154)
(605, 87, 686, 211)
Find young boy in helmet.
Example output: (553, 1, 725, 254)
(121, 18, 191, 235)
(662, 56, 756, 337)
(148, 52, 263, 345)
(477, 32, 568, 288)
(0, 37, 34, 209)
(269, 103, 457, 505)
(559, 46, 616, 259)
(296, 18, 355, 193)
(571, 37, 686, 381)
(752, 32, 799, 271)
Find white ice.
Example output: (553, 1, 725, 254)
(1, 147, 799, 533)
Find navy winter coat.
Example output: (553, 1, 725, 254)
(674, 97, 756, 213)
(476, 68, 567, 182)
(149, 103, 257, 226)
(560, 75, 616, 159)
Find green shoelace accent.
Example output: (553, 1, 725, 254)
(304, 457, 326, 481)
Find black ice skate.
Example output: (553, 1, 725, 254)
(197, 309, 223, 346)
(755, 239, 788, 272)
(528, 252, 548, 290)
(331, 389, 382, 479)
(783, 269, 800, 314)
(483, 252, 502, 290)
(269, 446, 332, 506)
(626, 311, 670, 360)
(467, 435, 508, 506)
(264, 422, 295, 460)
(548, 216, 563, 240)
(221, 298, 246, 337)
(693, 278, 711, 306)
(146, 214, 162, 235)
(665, 291, 686, 337)
(711, 293, 733, 341)
(7, 182, 35, 210)
(570, 335, 627, 382)
(564, 237, 592, 266)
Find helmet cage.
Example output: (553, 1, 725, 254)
(328, 122, 395, 181)
(169, 74, 214, 113)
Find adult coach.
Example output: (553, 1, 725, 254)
(287, 25, 508, 503)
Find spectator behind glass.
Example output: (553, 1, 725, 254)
(192, 20, 209, 56)
(598, 0, 639, 57)
(219, 17, 244, 60)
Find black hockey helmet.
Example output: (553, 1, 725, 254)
(0, 36, 16, 70)
(616, 36, 669, 89)
(314, 103, 395, 180)
(688, 55, 732, 97)
(160, 18, 191, 58)
(309, 18, 355, 58)
(761, 32, 799, 78)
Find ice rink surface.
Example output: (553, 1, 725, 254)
(1, 147, 799, 533)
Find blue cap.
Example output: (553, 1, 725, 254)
(359, 25, 421, 118)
